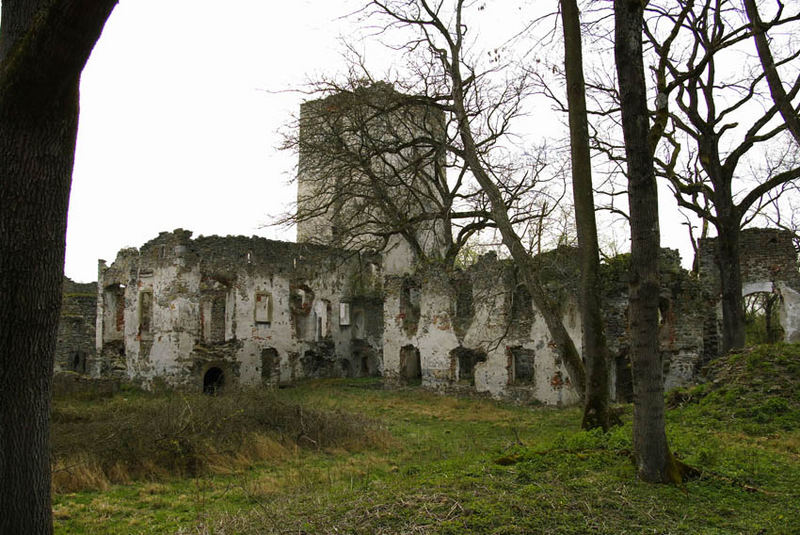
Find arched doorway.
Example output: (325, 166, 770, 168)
(203, 367, 224, 394)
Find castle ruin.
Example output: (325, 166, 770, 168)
(57, 87, 800, 404)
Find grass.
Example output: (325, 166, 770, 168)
(53, 346, 800, 534)
(51, 385, 389, 493)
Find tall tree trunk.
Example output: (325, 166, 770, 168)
(561, 0, 614, 430)
(614, 0, 673, 482)
(0, 88, 77, 535)
(700, 135, 746, 353)
(458, 148, 587, 395)
(0, 2, 117, 532)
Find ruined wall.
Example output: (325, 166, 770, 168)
(96, 230, 382, 391)
(296, 83, 449, 276)
(698, 228, 800, 346)
(76, 220, 800, 400)
(601, 250, 706, 393)
(55, 277, 97, 374)
(382, 246, 707, 405)
(382, 251, 583, 405)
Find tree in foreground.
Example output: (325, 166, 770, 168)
(615, 0, 684, 482)
(0, 1, 117, 532)
(561, 0, 615, 430)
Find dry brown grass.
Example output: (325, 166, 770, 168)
(51, 387, 389, 493)
(51, 455, 111, 493)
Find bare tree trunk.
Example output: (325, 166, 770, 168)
(614, 0, 673, 482)
(424, 5, 588, 396)
(561, 0, 614, 430)
(0, 2, 117, 531)
(715, 213, 746, 353)
(450, 87, 586, 397)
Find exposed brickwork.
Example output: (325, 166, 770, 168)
(54, 277, 97, 374)
(698, 228, 800, 292)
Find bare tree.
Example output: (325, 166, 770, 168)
(615, 0, 676, 483)
(0, 1, 118, 532)
(281, 80, 561, 268)
(645, 0, 800, 352)
(283, 0, 588, 395)
(561, 0, 615, 430)
(744, 0, 800, 146)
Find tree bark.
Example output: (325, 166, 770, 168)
(422, 3, 588, 396)
(614, 0, 673, 482)
(0, 2, 117, 532)
(714, 213, 746, 353)
(458, 140, 587, 395)
(561, 0, 614, 430)
(698, 133, 746, 352)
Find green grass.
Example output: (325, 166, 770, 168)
(53, 348, 800, 534)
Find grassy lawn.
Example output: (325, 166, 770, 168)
(53, 345, 800, 534)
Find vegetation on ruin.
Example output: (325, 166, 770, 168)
(52, 344, 800, 534)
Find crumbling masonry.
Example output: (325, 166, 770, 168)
(56, 226, 799, 403)
(58, 88, 800, 403)
(92, 230, 383, 391)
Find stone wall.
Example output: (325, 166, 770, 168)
(698, 228, 800, 345)
(55, 277, 97, 374)
(698, 228, 800, 290)
(95, 229, 382, 391)
(58, 226, 799, 403)
(381, 246, 708, 404)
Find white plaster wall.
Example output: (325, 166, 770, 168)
(778, 282, 800, 343)
(124, 265, 203, 386)
(416, 279, 459, 386)
(382, 281, 411, 379)
(464, 279, 509, 396)
(230, 273, 296, 385)
(382, 236, 417, 276)
(382, 267, 583, 405)
(743, 281, 773, 295)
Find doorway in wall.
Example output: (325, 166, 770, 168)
(203, 367, 225, 394)
(450, 347, 487, 385)
(399, 345, 421, 384)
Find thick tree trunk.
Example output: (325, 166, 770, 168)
(0, 2, 117, 531)
(699, 133, 746, 353)
(614, 0, 673, 482)
(715, 215, 746, 352)
(561, 0, 614, 430)
(0, 87, 78, 535)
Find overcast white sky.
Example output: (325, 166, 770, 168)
(68, 0, 358, 281)
(66, 0, 694, 282)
